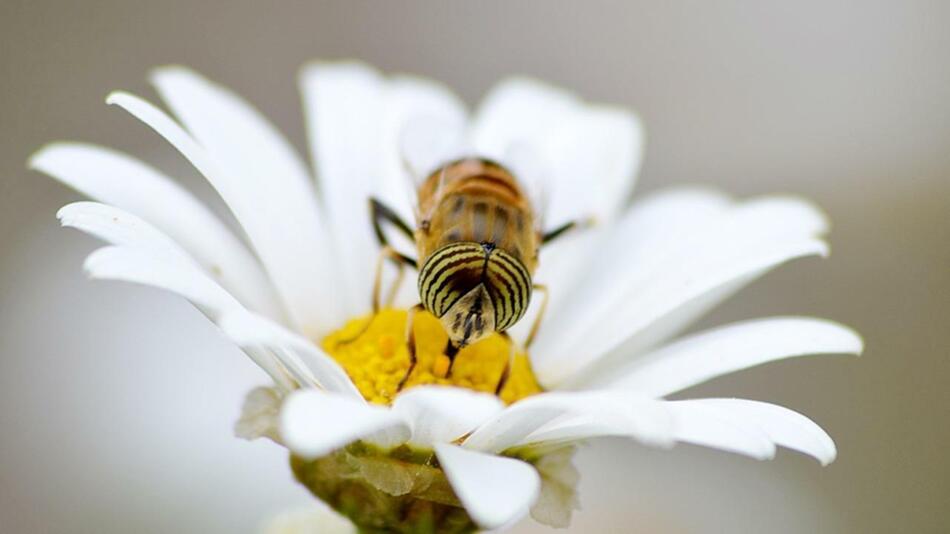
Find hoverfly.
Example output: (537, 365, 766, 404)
(364, 157, 586, 393)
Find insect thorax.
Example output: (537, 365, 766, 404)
(415, 158, 539, 272)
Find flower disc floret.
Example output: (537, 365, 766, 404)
(322, 308, 542, 405)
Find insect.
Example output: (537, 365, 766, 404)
(363, 157, 587, 393)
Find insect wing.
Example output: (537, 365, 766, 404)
(399, 115, 468, 183)
(495, 141, 549, 233)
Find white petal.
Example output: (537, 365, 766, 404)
(30, 142, 282, 319)
(472, 77, 577, 157)
(62, 202, 270, 364)
(84, 245, 241, 314)
(105, 90, 219, 180)
(398, 112, 470, 182)
(514, 396, 675, 450)
(586, 240, 828, 383)
(74, 215, 346, 396)
(591, 317, 863, 396)
(473, 78, 641, 224)
(381, 76, 469, 220)
(461, 394, 576, 453)
(539, 108, 643, 228)
(280, 390, 409, 459)
(669, 399, 838, 465)
(217, 310, 361, 399)
(692, 399, 837, 465)
(300, 62, 385, 317)
(472, 79, 643, 318)
(666, 400, 776, 460)
(518, 228, 600, 344)
(300, 62, 467, 315)
(542, 196, 820, 362)
(133, 69, 334, 336)
(76, 215, 299, 389)
(529, 446, 580, 528)
(541, 196, 831, 387)
(261, 504, 357, 534)
(434, 443, 540, 530)
(82, 244, 296, 387)
(235, 386, 282, 442)
(532, 187, 731, 361)
(74, 213, 294, 390)
(391, 386, 504, 447)
(58, 202, 192, 258)
(463, 391, 673, 453)
(600, 270, 759, 368)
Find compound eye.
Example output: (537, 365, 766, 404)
(484, 250, 532, 332)
(417, 243, 486, 318)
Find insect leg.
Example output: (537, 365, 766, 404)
(524, 283, 549, 348)
(371, 198, 417, 259)
(397, 303, 425, 391)
(336, 246, 413, 346)
(493, 284, 548, 395)
(367, 197, 417, 314)
(336, 199, 418, 347)
(494, 332, 516, 396)
(442, 340, 461, 378)
(371, 246, 412, 311)
(541, 216, 596, 245)
(384, 259, 406, 308)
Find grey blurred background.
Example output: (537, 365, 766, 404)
(1, 1, 948, 533)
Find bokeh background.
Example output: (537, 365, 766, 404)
(2, 1, 948, 532)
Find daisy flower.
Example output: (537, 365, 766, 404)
(31, 61, 861, 533)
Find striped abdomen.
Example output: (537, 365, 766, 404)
(418, 242, 531, 341)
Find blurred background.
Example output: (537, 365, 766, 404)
(1, 1, 947, 532)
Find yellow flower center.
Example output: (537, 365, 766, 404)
(322, 308, 542, 405)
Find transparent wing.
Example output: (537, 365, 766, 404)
(398, 113, 470, 221)
(497, 141, 550, 233)
(397, 107, 556, 233)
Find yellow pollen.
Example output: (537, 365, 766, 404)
(322, 308, 543, 405)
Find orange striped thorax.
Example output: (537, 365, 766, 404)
(415, 158, 539, 347)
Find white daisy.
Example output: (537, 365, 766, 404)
(31, 61, 862, 533)
(261, 504, 356, 534)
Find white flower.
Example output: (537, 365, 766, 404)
(31, 61, 862, 532)
(261, 504, 356, 534)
